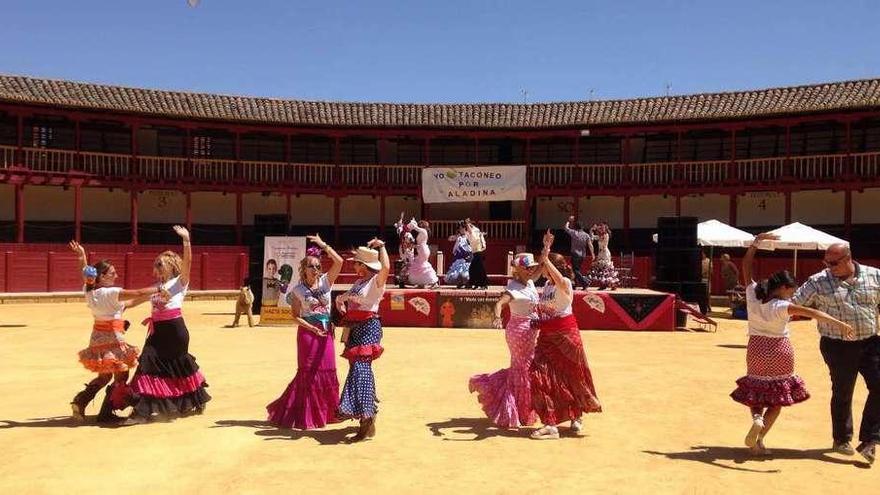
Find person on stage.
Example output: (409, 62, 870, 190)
(588, 222, 619, 290)
(123, 226, 211, 424)
(68, 240, 162, 423)
(529, 230, 602, 439)
(730, 232, 853, 455)
(267, 234, 343, 430)
(464, 218, 489, 289)
(395, 213, 439, 288)
(469, 252, 540, 428)
(334, 238, 390, 442)
(564, 216, 593, 290)
(444, 221, 472, 288)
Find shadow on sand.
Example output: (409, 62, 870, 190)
(426, 417, 586, 441)
(643, 445, 869, 472)
(213, 419, 359, 445)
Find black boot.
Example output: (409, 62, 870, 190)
(70, 381, 105, 421)
(96, 385, 122, 424)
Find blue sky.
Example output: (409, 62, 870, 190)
(1, 0, 877, 103)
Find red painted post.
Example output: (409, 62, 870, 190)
(784, 190, 792, 224)
(675, 194, 682, 216)
(15, 184, 24, 243)
(729, 194, 737, 226)
(379, 194, 386, 236)
(131, 121, 140, 177)
(333, 195, 341, 245)
(238, 252, 247, 284)
(844, 189, 852, 240)
(235, 192, 243, 244)
(124, 252, 132, 288)
(728, 129, 737, 182)
(4, 251, 10, 292)
(201, 252, 208, 290)
(47, 251, 54, 292)
(130, 190, 139, 246)
(74, 185, 82, 242)
(623, 195, 631, 246)
(185, 191, 192, 233)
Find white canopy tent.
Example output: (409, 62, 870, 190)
(754, 222, 849, 278)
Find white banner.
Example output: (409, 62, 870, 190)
(421, 166, 527, 204)
(259, 236, 306, 326)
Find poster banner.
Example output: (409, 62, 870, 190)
(421, 166, 527, 204)
(435, 291, 503, 328)
(259, 236, 306, 326)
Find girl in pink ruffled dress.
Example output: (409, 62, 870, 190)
(469, 253, 540, 428)
(730, 232, 853, 455)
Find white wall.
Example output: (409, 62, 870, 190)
(853, 188, 880, 224)
(242, 192, 286, 225)
(630, 194, 676, 228)
(22, 185, 74, 221)
(426, 201, 490, 220)
(737, 192, 785, 227)
(0, 184, 13, 221)
(138, 190, 185, 223)
(535, 196, 575, 229)
(792, 189, 844, 225)
(340, 195, 380, 226)
(384, 196, 421, 224)
(82, 188, 131, 222)
(681, 193, 730, 223)
(579, 196, 625, 229)
(290, 194, 333, 226)
(192, 192, 236, 225)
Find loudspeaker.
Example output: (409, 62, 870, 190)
(656, 216, 698, 248)
(652, 280, 709, 314)
(655, 247, 702, 282)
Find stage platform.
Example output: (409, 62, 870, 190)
(330, 285, 676, 331)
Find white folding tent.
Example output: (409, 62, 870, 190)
(755, 222, 849, 278)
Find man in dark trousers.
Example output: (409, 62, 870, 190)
(564, 216, 593, 290)
(793, 243, 880, 464)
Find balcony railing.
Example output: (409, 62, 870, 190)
(2, 145, 879, 191)
(431, 220, 525, 240)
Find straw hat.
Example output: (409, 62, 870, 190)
(348, 246, 382, 271)
(511, 252, 539, 268)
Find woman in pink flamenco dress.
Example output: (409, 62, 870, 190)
(267, 234, 344, 430)
(469, 253, 541, 428)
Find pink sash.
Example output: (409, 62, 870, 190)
(141, 308, 183, 336)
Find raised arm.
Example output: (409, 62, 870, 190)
(68, 240, 88, 274)
(172, 225, 192, 286)
(118, 285, 161, 300)
(368, 238, 391, 288)
(788, 304, 855, 340)
(564, 216, 576, 236)
(742, 232, 778, 285)
(308, 234, 344, 285)
(492, 293, 512, 329)
(538, 230, 570, 296)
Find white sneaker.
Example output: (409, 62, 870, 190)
(745, 415, 765, 448)
(570, 418, 583, 434)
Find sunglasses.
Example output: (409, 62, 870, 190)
(823, 255, 850, 267)
(307, 264, 322, 270)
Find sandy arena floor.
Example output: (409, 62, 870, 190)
(0, 301, 874, 494)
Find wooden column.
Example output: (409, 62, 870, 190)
(844, 188, 852, 240)
(130, 190, 139, 245)
(623, 194, 631, 245)
(379, 194, 386, 236)
(185, 191, 193, 233)
(675, 194, 682, 216)
(14, 184, 24, 243)
(729, 194, 737, 227)
(784, 190, 792, 224)
(235, 192, 243, 245)
(285, 192, 292, 228)
(74, 185, 82, 242)
(333, 195, 341, 245)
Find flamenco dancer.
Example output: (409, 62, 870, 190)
(395, 213, 439, 288)
(529, 230, 602, 439)
(124, 226, 212, 424)
(68, 240, 163, 423)
(266, 234, 344, 430)
(588, 222, 619, 290)
(444, 221, 472, 288)
(730, 232, 853, 455)
(469, 252, 540, 428)
(334, 238, 390, 442)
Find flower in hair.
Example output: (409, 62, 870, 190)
(306, 246, 323, 258)
(83, 265, 98, 284)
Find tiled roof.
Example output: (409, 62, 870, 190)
(1, 74, 878, 129)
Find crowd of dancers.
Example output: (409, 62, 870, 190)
(65, 219, 879, 462)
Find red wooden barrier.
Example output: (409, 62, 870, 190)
(0, 244, 249, 293)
